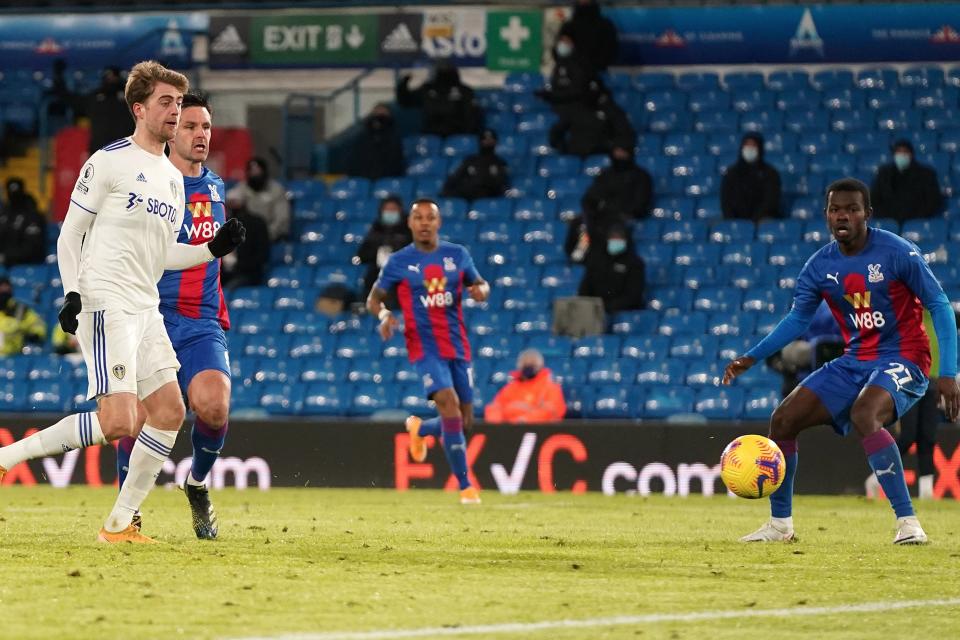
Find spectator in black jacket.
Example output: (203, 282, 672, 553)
(441, 129, 509, 200)
(356, 196, 413, 305)
(721, 132, 782, 222)
(85, 67, 132, 154)
(221, 193, 271, 291)
(549, 86, 634, 157)
(577, 224, 645, 314)
(870, 139, 944, 221)
(0, 178, 46, 268)
(349, 103, 405, 181)
(396, 59, 482, 137)
(558, 0, 619, 72)
(581, 144, 652, 237)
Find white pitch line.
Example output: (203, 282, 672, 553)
(230, 597, 960, 640)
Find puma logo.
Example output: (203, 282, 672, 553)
(407, 264, 420, 274)
(875, 462, 896, 477)
(826, 272, 839, 284)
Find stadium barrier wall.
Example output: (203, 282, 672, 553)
(3, 419, 960, 499)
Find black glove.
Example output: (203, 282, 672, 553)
(208, 218, 246, 258)
(58, 291, 82, 335)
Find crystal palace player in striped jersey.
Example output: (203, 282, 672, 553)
(117, 93, 232, 539)
(724, 178, 959, 545)
(367, 199, 490, 504)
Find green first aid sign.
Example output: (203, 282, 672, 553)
(486, 10, 542, 71)
(251, 14, 378, 65)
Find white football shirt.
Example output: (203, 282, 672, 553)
(67, 137, 186, 312)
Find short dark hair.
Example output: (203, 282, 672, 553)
(181, 93, 211, 114)
(379, 194, 403, 212)
(410, 198, 440, 213)
(826, 177, 871, 210)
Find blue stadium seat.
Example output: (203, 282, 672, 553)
(740, 110, 784, 134)
(767, 71, 809, 92)
(260, 382, 300, 415)
(821, 87, 864, 111)
(661, 219, 707, 244)
(242, 333, 292, 359)
(708, 312, 757, 337)
(784, 110, 830, 134)
(706, 132, 741, 157)
(643, 386, 694, 419)
(681, 265, 727, 289)
(371, 177, 414, 202)
(725, 71, 765, 91)
(587, 360, 638, 385)
(229, 286, 275, 311)
(668, 335, 719, 360)
(695, 388, 745, 420)
(406, 157, 448, 177)
(709, 220, 755, 244)
(720, 242, 768, 267)
(301, 383, 346, 416)
(582, 154, 610, 176)
(756, 220, 804, 244)
(610, 310, 659, 335)
(768, 242, 816, 267)
(398, 384, 434, 417)
(583, 385, 637, 419)
(547, 176, 591, 200)
(776, 88, 819, 111)
(902, 219, 948, 243)
(530, 243, 568, 266)
(856, 67, 898, 90)
(347, 359, 397, 384)
(403, 134, 442, 159)
(540, 264, 582, 289)
(673, 242, 720, 266)
(646, 286, 693, 312)
(288, 335, 332, 359)
(273, 287, 316, 311)
(285, 179, 326, 201)
(513, 311, 551, 335)
(811, 69, 854, 90)
(742, 289, 792, 314)
(26, 382, 68, 413)
(299, 357, 347, 383)
(743, 389, 781, 420)
(693, 287, 743, 313)
(508, 176, 549, 199)
(250, 358, 300, 385)
(349, 384, 398, 417)
(876, 108, 921, 132)
(901, 67, 945, 89)
(633, 72, 675, 91)
(730, 89, 775, 113)
(442, 134, 478, 157)
(635, 360, 685, 385)
(572, 335, 622, 359)
(658, 311, 708, 337)
(267, 265, 314, 288)
(620, 335, 670, 360)
(328, 177, 370, 200)
(647, 110, 690, 133)
(717, 336, 753, 361)
(677, 72, 720, 92)
(684, 361, 724, 387)
(538, 155, 582, 178)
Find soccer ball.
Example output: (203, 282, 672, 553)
(720, 435, 786, 499)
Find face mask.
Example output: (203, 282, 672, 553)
(611, 157, 632, 170)
(247, 173, 266, 191)
(894, 153, 911, 171)
(520, 365, 539, 380)
(741, 146, 759, 163)
(607, 239, 627, 255)
(556, 43, 574, 58)
(0, 292, 11, 308)
(381, 210, 401, 226)
(367, 115, 391, 131)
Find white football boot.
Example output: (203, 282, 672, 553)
(893, 516, 928, 545)
(740, 517, 795, 542)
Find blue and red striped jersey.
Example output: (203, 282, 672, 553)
(791, 228, 948, 374)
(375, 241, 482, 362)
(157, 167, 230, 330)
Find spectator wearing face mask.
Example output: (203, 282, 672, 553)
(356, 195, 413, 305)
(349, 103, 405, 181)
(720, 132, 782, 222)
(557, 0, 619, 73)
(483, 349, 567, 424)
(226, 157, 291, 242)
(870, 139, 944, 221)
(0, 177, 47, 268)
(0, 276, 46, 356)
(441, 129, 509, 200)
(577, 224, 645, 314)
(580, 144, 652, 236)
(396, 59, 483, 136)
(220, 193, 271, 291)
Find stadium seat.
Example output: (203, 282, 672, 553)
(742, 289, 792, 314)
(767, 71, 809, 92)
(695, 388, 745, 420)
(669, 335, 719, 361)
(902, 219, 948, 243)
(538, 155, 582, 178)
(620, 335, 670, 360)
(634, 360, 685, 386)
(587, 360, 638, 385)
(708, 312, 757, 337)
(693, 287, 742, 313)
(403, 134, 442, 159)
(673, 242, 721, 266)
(642, 386, 695, 419)
(646, 286, 693, 312)
(260, 382, 300, 415)
(756, 220, 804, 244)
(743, 389, 781, 420)
(583, 385, 637, 419)
(301, 383, 346, 416)
(572, 335, 622, 359)
(327, 177, 370, 200)
(633, 72, 675, 91)
(684, 361, 724, 387)
(658, 311, 708, 337)
(718, 336, 753, 361)
(682, 265, 727, 290)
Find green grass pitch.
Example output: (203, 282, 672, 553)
(2, 487, 959, 639)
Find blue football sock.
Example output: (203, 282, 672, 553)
(769, 439, 798, 519)
(190, 418, 228, 484)
(440, 416, 470, 490)
(863, 429, 914, 518)
(116, 436, 135, 490)
(418, 417, 442, 438)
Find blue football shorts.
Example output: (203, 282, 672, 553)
(800, 354, 928, 436)
(415, 357, 474, 404)
(161, 313, 230, 396)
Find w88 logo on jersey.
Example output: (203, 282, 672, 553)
(849, 310, 886, 329)
(184, 218, 221, 241)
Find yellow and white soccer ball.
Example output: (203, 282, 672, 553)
(720, 435, 786, 499)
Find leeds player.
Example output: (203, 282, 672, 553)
(723, 178, 959, 545)
(117, 93, 231, 539)
(0, 61, 244, 543)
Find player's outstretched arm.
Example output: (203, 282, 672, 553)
(722, 356, 755, 386)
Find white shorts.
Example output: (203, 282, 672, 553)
(76, 308, 180, 401)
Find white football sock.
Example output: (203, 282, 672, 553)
(186, 472, 206, 487)
(103, 424, 178, 533)
(0, 412, 105, 470)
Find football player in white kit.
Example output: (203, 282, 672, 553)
(0, 61, 245, 543)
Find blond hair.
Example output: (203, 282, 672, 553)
(124, 60, 189, 116)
